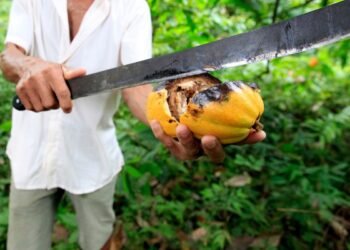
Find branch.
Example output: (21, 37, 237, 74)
(277, 208, 319, 214)
(322, 0, 329, 7)
(271, 0, 281, 23)
(265, 0, 281, 75)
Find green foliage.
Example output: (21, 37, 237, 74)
(0, 0, 350, 249)
(0, 2, 12, 249)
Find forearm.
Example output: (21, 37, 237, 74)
(0, 43, 29, 83)
(122, 84, 153, 125)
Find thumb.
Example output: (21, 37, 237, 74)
(62, 65, 86, 80)
(237, 130, 266, 145)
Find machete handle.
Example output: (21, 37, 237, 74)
(12, 95, 26, 111)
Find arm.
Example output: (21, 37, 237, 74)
(0, 43, 27, 83)
(0, 43, 85, 113)
(122, 84, 153, 125)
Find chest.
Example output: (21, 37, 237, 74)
(31, 0, 127, 68)
(67, 0, 94, 41)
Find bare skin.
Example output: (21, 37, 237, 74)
(67, 0, 94, 42)
(0, 0, 266, 163)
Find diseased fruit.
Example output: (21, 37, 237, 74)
(146, 73, 264, 144)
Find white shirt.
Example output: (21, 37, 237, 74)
(5, 0, 152, 194)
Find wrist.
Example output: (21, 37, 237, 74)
(0, 43, 39, 83)
(17, 56, 38, 79)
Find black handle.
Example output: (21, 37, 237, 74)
(12, 95, 26, 111)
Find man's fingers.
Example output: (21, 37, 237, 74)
(238, 130, 266, 145)
(26, 87, 44, 112)
(176, 124, 200, 156)
(13, 59, 86, 113)
(16, 80, 33, 110)
(32, 75, 58, 110)
(47, 70, 73, 113)
(16, 91, 33, 111)
(151, 121, 264, 163)
(150, 121, 176, 147)
(62, 66, 86, 80)
(201, 135, 225, 164)
(53, 66, 85, 112)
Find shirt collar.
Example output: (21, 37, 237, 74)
(53, 0, 111, 63)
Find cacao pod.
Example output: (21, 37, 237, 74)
(147, 74, 264, 144)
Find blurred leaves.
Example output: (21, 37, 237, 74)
(115, 1, 350, 249)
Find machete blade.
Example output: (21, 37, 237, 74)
(12, 1, 350, 110)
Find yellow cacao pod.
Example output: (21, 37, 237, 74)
(146, 74, 264, 144)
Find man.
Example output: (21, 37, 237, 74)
(0, 0, 265, 249)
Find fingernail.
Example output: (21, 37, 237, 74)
(179, 129, 190, 138)
(206, 140, 216, 149)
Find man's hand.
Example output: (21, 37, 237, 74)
(0, 43, 86, 113)
(16, 58, 85, 113)
(150, 121, 266, 164)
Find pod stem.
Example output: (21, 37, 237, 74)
(252, 120, 264, 131)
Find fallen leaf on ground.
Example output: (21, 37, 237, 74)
(224, 173, 252, 187)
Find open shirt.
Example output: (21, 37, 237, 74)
(5, 0, 152, 194)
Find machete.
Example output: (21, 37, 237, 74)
(13, 0, 350, 110)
